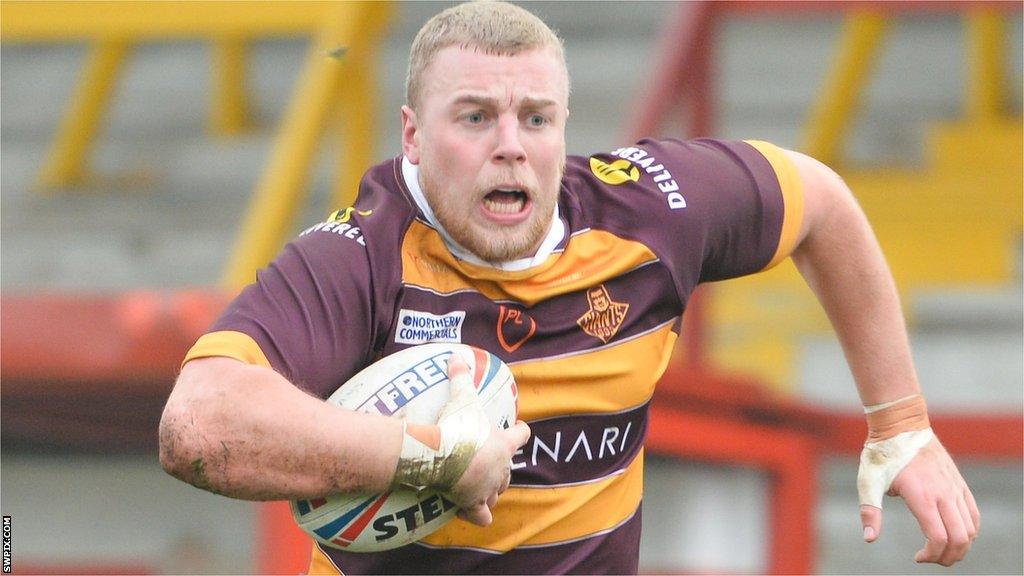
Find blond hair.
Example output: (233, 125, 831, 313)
(406, 1, 568, 109)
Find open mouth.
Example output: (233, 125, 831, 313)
(483, 188, 529, 216)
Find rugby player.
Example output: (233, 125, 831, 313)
(159, 1, 979, 573)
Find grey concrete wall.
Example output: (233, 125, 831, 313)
(1, 455, 256, 574)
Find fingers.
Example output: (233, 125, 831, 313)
(860, 504, 882, 543)
(956, 492, 977, 542)
(498, 465, 511, 494)
(912, 501, 948, 564)
(446, 421, 522, 525)
(444, 354, 476, 405)
(437, 354, 489, 449)
(964, 486, 981, 537)
(437, 355, 529, 530)
(456, 503, 493, 527)
(447, 353, 471, 380)
(908, 495, 972, 566)
(453, 467, 506, 527)
(504, 420, 532, 449)
(936, 499, 970, 566)
(892, 439, 978, 566)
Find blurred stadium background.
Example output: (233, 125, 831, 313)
(1, 1, 1021, 574)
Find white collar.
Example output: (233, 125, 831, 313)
(401, 156, 564, 272)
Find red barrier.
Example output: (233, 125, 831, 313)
(651, 363, 826, 574)
(0, 289, 231, 386)
(648, 404, 818, 575)
(825, 411, 1024, 458)
(722, 1, 1021, 15)
(257, 501, 312, 574)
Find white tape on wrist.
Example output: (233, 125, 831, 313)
(857, 427, 934, 508)
(393, 364, 491, 492)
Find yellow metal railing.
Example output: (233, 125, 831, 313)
(1, 1, 392, 290)
(800, 12, 891, 166)
(965, 9, 1007, 122)
(221, 3, 392, 289)
(211, 36, 251, 137)
(720, 7, 1023, 391)
(801, 8, 1016, 164)
(37, 39, 131, 189)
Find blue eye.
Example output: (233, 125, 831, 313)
(528, 114, 546, 127)
(466, 112, 484, 124)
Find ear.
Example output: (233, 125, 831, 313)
(401, 105, 421, 164)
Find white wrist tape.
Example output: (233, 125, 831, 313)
(392, 362, 491, 491)
(857, 427, 934, 508)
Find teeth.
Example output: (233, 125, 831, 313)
(484, 196, 526, 214)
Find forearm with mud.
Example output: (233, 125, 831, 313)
(159, 357, 410, 500)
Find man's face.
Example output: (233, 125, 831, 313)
(402, 45, 568, 263)
(588, 287, 610, 312)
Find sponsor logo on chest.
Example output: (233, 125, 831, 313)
(512, 421, 635, 471)
(394, 309, 465, 345)
(508, 404, 649, 484)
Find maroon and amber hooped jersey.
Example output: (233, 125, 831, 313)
(185, 139, 803, 574)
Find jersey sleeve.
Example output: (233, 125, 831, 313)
(183, 218, 380, 399)
(741, 140, 805, 272)
(585, 138, 803, 294)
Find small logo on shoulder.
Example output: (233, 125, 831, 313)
(395, 309, 465, 344)
(577, 285, 629, 344)
(589, 157, 640, 185)
(607, 146, 686, 210)
(300, 206, 373, 245)
(328, 207, 373, 222)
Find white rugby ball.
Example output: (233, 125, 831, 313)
(291, 343, 518, 552)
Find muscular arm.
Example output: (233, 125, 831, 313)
(159, 355, 528, 526)
(785, 150, 920, 405)
(783, 149, 979, 566)
(159, 356, 403, 500)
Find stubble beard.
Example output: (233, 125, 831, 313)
(419, 162, 561, 264)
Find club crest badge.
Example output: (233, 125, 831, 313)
(497, 305, 536, 353)
(577, 285, 629, 344)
